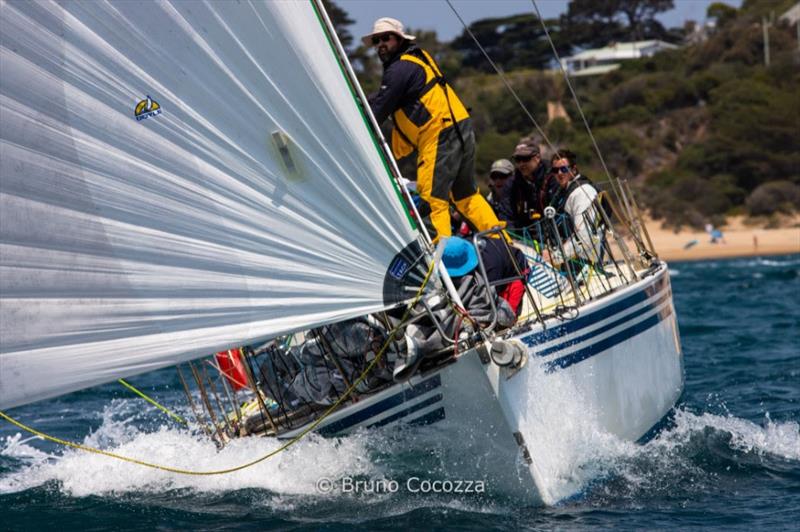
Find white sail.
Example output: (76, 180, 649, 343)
(0, 0, 426, 409)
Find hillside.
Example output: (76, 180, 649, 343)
(338, 0, 800, 229)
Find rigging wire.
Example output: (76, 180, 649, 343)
(0, 259, 438, 477)
(447, 0, 654, 259)
(443, 0, 561, 159)
(446, 0, 614, 185)
(528, 0, 617, 191)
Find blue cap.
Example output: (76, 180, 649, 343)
(442, 237, 478, 277)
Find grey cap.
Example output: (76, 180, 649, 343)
(489, 158, 514, 177)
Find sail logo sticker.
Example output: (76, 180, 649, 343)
(134, 95, 162, 121)
(388, 256, 410, 280)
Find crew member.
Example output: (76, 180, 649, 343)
(363, 18, 502, 242)
(508, 137, 556, 229)
(487, 159, 516, 230)
(546, 150, 601, 264)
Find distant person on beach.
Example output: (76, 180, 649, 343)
(363, 17, 501, 243)
(543, 150, 601, 265)
(508, 137, 555, 229)
(706, 223, 726, 244)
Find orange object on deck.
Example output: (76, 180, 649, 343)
(215, 348, 249, 391)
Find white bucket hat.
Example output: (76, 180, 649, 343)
(361, 17, 416, 46)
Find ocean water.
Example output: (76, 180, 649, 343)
(1, 255, 798, 530)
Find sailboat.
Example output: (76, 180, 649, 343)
(0, 0, 683, 505)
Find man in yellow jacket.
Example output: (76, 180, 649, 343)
(362, 18, 502, 242)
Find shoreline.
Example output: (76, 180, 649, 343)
(637, 216, 800, 263)
(657, 247, 799, 263)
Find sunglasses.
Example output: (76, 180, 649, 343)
(514, 153, 541, 163)
(371, 34, 394, 45)
(553, 166, 571, 174)
(490, 173, 511, 180)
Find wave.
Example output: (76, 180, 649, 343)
(1, 400, 797, 510)
(0, 401, 381, 498)
(667, 410, 800, 461)
(576, 409, 800, 503)
(681, 255, 800, 270)
(747, 257, 800, 268)
(0, 434, 53, 463)
(512, 360, 800, 505)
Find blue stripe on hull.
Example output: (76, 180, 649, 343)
(318, 374, 442, 436)
(408, 407, 445, 426)
(546, 304, 673, 372)
(536, 290, 672, 358)
(367, 394, 443, 429)
(315, 273, 673, 436)
(520, 274, 669, 348)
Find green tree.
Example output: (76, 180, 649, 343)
(697, 79, 800, 190)
(562, 0, 674, 46)
(322, 0, 355, 51)
(451, 14, 569, 73)
(706, 2, 738, 28)
(740, 0, 797, 19)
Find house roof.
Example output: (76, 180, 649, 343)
(564, 40, 678, 63)
(780, 3, 800, 25)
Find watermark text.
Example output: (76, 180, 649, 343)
(315, 476, 486, 495)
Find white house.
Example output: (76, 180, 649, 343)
(560, 40, 679, 77)
(780, 2, 800, 27)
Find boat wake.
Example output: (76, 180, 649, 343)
(575, 408, 800, 507)
(0, 401, 381, 498)
(511, 361, 800, 504)
(1, 397, 797, 514)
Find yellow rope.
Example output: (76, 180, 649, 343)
(117, 378, 187, 426)
(0, 260, 437, 476)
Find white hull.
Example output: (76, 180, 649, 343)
(280, 263, 683, 504)
(484, 262, 683, 503)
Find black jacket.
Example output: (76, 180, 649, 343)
(479, 237, 528, 286)
(488, 179, 516, 229)
(508, 163, 556, 229)
(368, 43, 427, 125)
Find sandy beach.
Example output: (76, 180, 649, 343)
(639, 215, 800, 262)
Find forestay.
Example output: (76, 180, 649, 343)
(0, 0, 423, 409)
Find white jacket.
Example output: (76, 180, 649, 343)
(556, 175, 601, 263)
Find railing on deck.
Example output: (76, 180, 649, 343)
(492, 178, 659, 331)
(182, 179, 661, 443)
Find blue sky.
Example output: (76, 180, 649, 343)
(339, 0, 743, 43)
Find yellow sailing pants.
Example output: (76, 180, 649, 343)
(415, 119, 502, 242)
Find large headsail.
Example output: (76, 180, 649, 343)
(0, 0, 426, 409)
